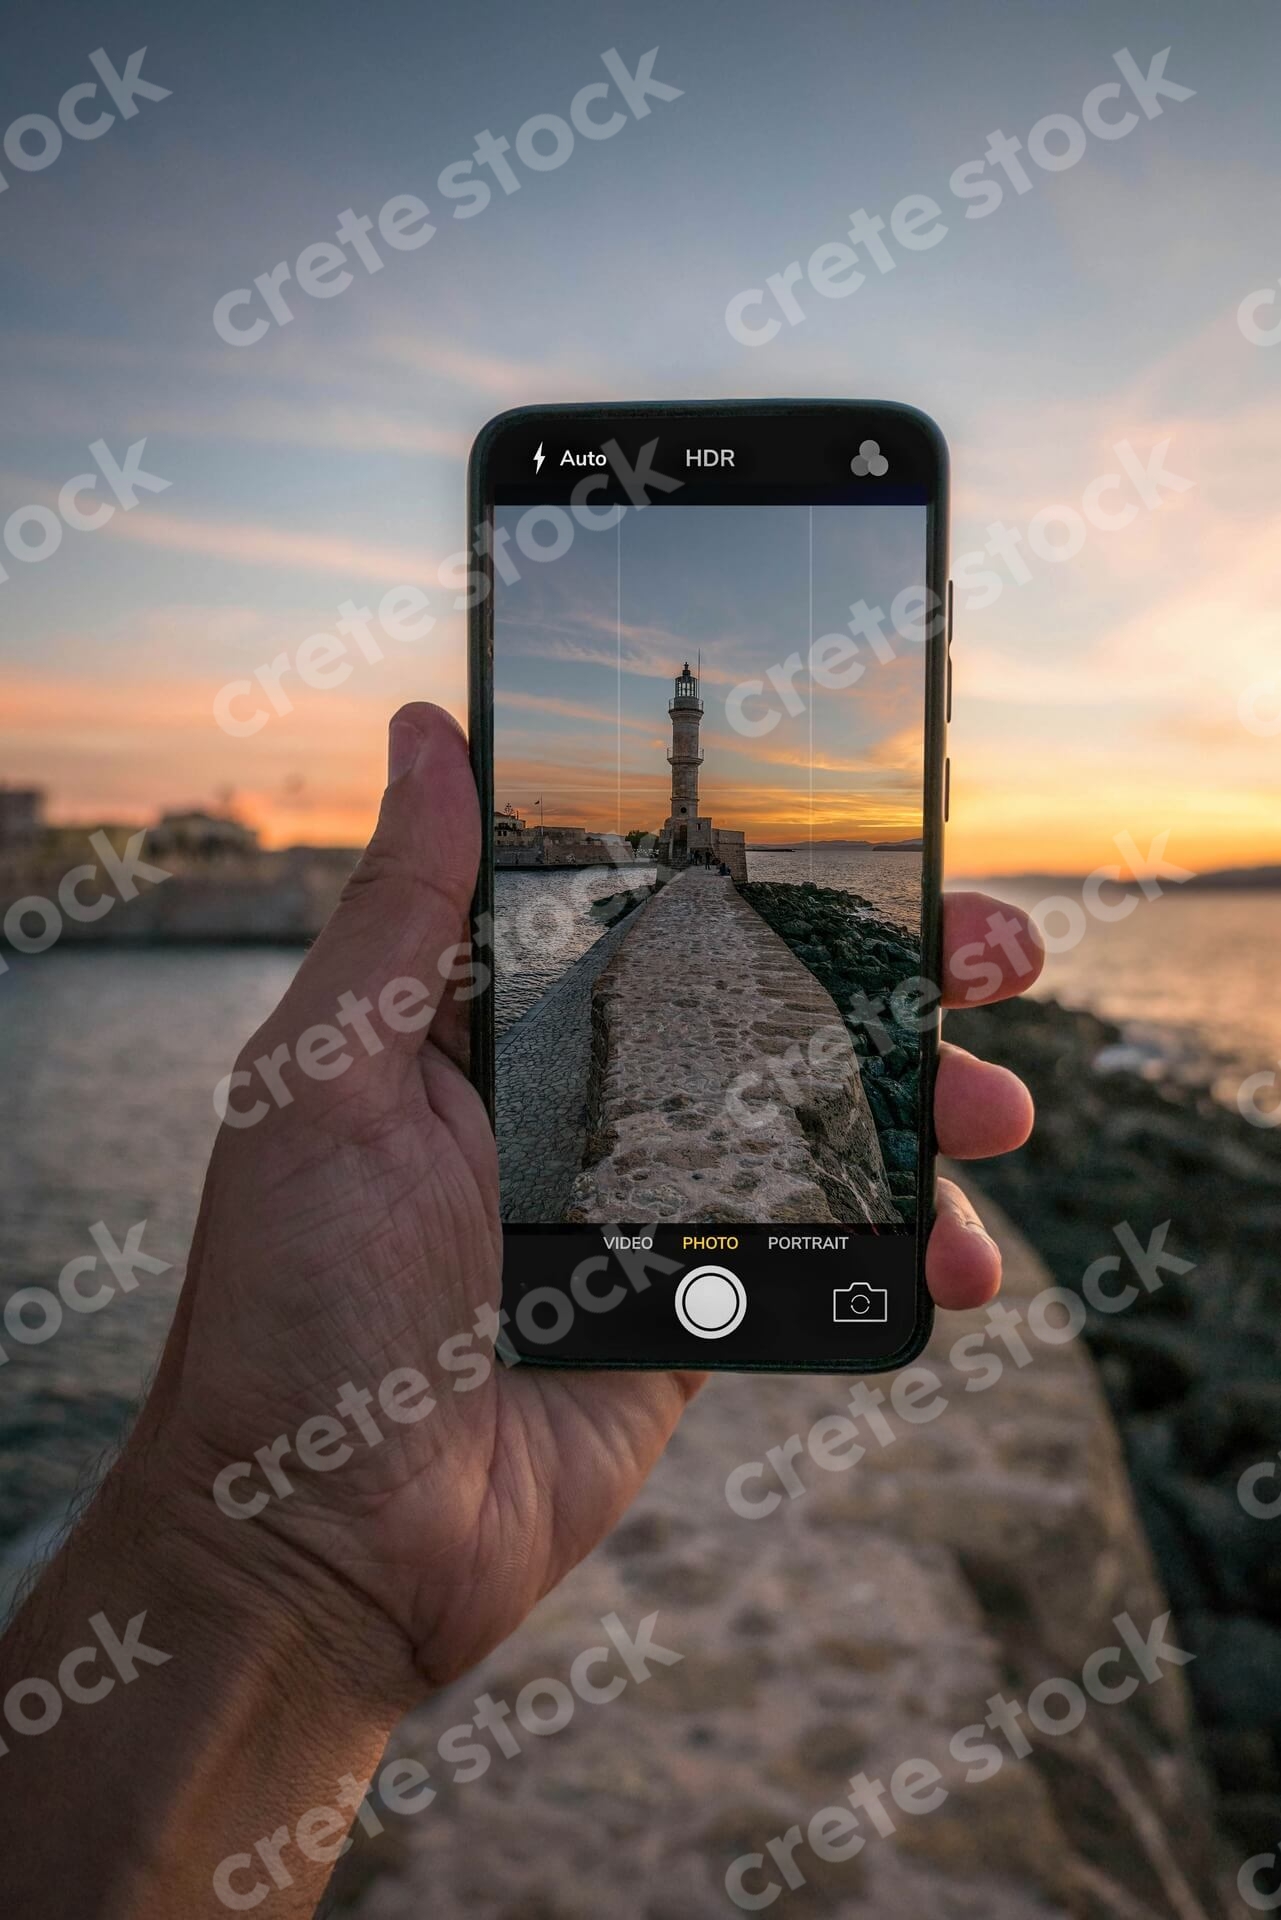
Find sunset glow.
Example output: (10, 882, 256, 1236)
(1, 9, 1276, 885)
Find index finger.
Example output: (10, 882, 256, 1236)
(942, 890, 1045, 1008)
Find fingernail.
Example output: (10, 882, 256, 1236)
(388, 718, 423, 784)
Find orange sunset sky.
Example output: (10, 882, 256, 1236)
(493, 502, 928, 847)
(1, 4, 1277, 880)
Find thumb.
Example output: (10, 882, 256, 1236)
(270, 703, 480, 1064)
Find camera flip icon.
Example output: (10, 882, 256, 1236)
(833, 1281, 888, 1323)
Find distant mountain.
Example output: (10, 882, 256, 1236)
(949, 870, 1139, 887)
(950, 861, 1281, 890)
(749, 839, 873, 851)
(748, 836, 925, 852)
(1184, 863, 1281, 889)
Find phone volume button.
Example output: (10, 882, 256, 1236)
(944, 757, 951, 822)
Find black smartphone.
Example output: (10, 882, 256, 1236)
(467, 400, 949, 1372)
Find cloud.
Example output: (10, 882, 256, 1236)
(496, 689, 658, 733)
(99, 505, 442, 584)
(697, 724, 923, 779)
(500, 604, 750, 686)
(0, 327, 492, 459)
(138, 400, 469, 458)
(373, 333, 604, 401)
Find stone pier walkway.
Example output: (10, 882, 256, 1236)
(568, 870, 898, 1225)
(333, 1180, 1231, 1919)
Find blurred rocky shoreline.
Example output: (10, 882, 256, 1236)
(947, 993, 1281, 1861)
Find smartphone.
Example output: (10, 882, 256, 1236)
(467, 400, 949, 1372)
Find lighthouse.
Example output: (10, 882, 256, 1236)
(667, 660, 704, 824)
(654, 661, 746, 880)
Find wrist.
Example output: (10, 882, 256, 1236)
(92, 1437, 421, 1730)
(2, 1436, 412, 1919)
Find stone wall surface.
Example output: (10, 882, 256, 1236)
(713, 829, 748, 884)
(331, 1181, 1233, 1920)
(566, 870, 899, 1226)
(0, 846, 357, 942)
(497, 918, 632, 1222)
(497, 840, 650, 869)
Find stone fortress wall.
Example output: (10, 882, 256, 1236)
(496, 829, 652, 870)
(495, 837, 645, 875)
(0, 843, 357, 943)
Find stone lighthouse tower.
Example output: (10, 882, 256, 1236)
(667, 660, 704, 827)
(654, 662, 746, 879)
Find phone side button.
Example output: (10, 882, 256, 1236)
(944, 757, 951, 822)
(946, 580, 953, 722)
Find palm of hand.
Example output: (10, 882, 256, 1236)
(147, 706, 1037, 1703)
(163, 1029, 699, 1689)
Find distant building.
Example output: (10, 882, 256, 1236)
(654, 664, 746, 881)
(146, 810, 260, 860)
(40, 822, 143, 863)
(493, 814, 644, 870)
(0, 787, 44, 847)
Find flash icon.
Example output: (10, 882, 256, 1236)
(533, 441, 545, 473)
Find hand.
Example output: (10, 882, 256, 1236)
(140, 703, 1042, 1708)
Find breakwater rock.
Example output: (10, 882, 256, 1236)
(946, 993, 1281, 1862)
(567, 871, 898, 1225)
(739, 881, 923, 1228)
(590, 882, 657, 927)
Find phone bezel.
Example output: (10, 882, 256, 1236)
(468, 398, 948, 1373)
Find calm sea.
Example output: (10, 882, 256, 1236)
(2, 868, 1278, 1569)
(0, 950, 296, 1569)
(971, 878, 1281, 1100)
(495, 867, 643, 1033)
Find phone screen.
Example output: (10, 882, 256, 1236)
(470, 404, 947, 1370)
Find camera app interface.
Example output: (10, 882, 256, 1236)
(488, 441, 932, 1364)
